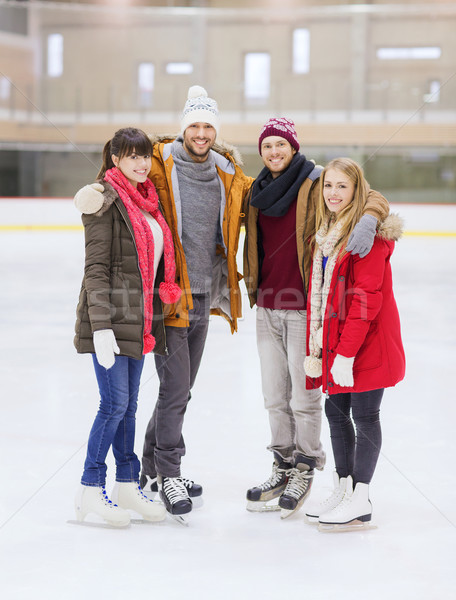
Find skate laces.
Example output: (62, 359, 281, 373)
(328, 490, 353, 514)
(319, 485, 345, 509)
(163, 477, 188, 503)
(180, 477, 195, 489)
(283, 468, 313, 500)
(101, 486, 118, 508)
(135, 483, 154, 503)
(257, 464, 287, 491)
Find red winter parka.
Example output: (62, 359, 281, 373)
(306, 213, 406, 395)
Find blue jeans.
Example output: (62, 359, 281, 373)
(325, 388, 384, 485)
(81, 354, 144, 487)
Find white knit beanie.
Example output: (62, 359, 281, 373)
(180, 85, 219, 135)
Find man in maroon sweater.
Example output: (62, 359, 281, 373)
(243, 118, 388, 519)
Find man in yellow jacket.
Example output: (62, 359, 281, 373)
(139, 86, 252, 518)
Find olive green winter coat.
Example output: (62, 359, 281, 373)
(74, 183, 166, 360)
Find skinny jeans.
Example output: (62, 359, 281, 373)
(81, 354, 144, 487)
(324, 388, 384, 485)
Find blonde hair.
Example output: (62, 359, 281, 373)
(316, 157, 370, 252)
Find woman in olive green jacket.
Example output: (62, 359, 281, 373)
(73, 127, 180, 527)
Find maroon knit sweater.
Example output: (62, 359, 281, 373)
(257, 199, 306, 310)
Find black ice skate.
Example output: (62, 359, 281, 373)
(158, 475, 193, 525)
(279, 455, 314, 519)
(246, 457, 291, 512)
(140, 472, 203, 498)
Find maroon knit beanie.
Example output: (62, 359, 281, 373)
(258, 117, 300, 154)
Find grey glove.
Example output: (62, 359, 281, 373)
(346, 214, 378, 258)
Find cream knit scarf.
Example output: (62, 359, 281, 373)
(304, 215, 347, 378)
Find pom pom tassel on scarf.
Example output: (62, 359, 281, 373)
(159, 281, 182, 305)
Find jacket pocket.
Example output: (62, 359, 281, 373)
(353, 322, 382, 371)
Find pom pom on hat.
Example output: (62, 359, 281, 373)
(258, 117, 300, 154)
(181, 85, 219, 135)
(187, 85, 208, 99)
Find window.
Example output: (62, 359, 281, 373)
(0, 76, 11, 100)
(138, 62, 154, 107)
(166, 62, 193, 75)
(293, 28, 310, 74)
(244, 52, 270, 101)
(47, 33, 63, 77)
(376, 47, 441, 60)
(424, 80, 441, 103)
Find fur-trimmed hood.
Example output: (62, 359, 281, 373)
(148, 133, 244, 167)
(377, 212, 404, 242)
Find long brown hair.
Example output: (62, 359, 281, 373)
(97, 127, 153, 180)
(316, 157, 370, 252)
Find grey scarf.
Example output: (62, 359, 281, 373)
(171, 139, 221, 294)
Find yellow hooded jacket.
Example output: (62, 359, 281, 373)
(150, 137, 253, 332)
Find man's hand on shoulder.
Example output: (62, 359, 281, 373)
(346, 214, 377, 258)
(74, 183, 104, 214)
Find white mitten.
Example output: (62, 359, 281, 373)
(331, 354, 355, 387)
(93, 329, 120, 370)
(74, 183, 104, 214)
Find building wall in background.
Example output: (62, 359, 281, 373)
(0, 0, 454, 200)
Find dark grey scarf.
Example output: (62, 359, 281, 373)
(251, 153, 316, 217)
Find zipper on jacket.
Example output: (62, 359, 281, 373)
(323, 261, 342, 392)
(162, 156, 189, 317)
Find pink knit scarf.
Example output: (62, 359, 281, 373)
(104, 167, 181, 353)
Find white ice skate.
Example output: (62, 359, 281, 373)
(318, 476, 377, 532)
(73, 484, 130, 528)
(305, 472, 347, 524)
(111, 481, 166, 523)
(246, 461, 289, 513)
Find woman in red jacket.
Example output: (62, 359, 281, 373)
(304, 157, 405, 530)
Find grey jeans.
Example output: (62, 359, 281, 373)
(142, 293, 210, 478)
(256, 307, 326, 470)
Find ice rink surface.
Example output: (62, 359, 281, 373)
(0, 200, 455, 599)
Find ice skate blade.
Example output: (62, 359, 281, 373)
(129, 518, 166, 525)
(168, 514, 189, 527)
(246, 500, 281, 513)
(304, 514, 319, 525)
(280, 508, 298, 520)
(318, 519, 377, 533)
(67, 519, 130, 530)
(280, 501, 306, 520)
